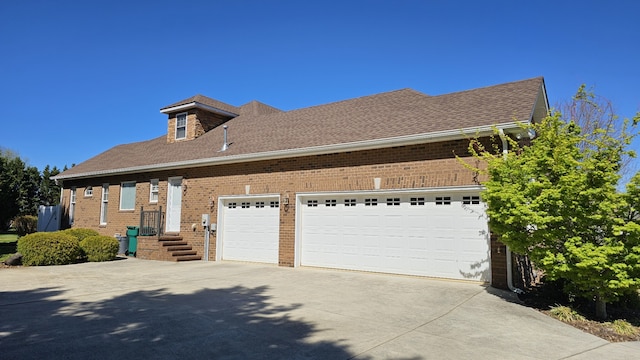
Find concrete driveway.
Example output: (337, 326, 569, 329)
(1, 259, 639, 359)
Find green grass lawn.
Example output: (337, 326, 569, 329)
(0, 233, 19, 243)
(0, 231, 19, 262)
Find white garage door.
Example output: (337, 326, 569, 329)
(220, 197, 280, 264)
(298, 191, 490, 281)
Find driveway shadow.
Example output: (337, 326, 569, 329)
(0, 285, 378, 359)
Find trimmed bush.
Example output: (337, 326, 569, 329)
(62, 228, 100, 242)
(13, 215, 37, 236)
(17, 232, 82, 266)
(80, 235, 119, 262)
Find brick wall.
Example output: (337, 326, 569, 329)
(61, 138, 499, 278)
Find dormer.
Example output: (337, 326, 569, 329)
(160, 95, 240, 143)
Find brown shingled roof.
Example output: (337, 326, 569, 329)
(160, 94, 240, 115)
(56, 77, 546, 179)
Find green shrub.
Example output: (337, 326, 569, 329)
(80, 235, 119, 262)
(611, 319, 639, 336)
(13, 215, 38, 236)
(548, 305, 586, 322)
(17, 232, 82, 266)
(62, 228, 100, 241)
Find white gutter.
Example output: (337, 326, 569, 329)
(497, 128, 521, 293)
(160, 102, 238, 117)
(53, 121, 521, 181)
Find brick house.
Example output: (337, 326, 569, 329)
(53, 77, 549, 289)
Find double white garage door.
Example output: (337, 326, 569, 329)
(219, 190, 490, 281)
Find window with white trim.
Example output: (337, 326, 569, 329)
(120, 182, 136, 210)
(84, 186, 93, 197)
(69, 187, 76, 225)
(270, 201, 279, 208)
(462, 196, 481, 205)
(241, 202, 250, 208)
(410, 197, 425, 206)
(435, 196, 451, 205)
(149, 179, 159, 203)
(256, 201, 265, 208)
(175, 113, 187, 140)
(386, 198, 400, 206)
(325, 199, 337, 207)
(345, 199, 356, 207)
(228, 202, 237, 209)
(100, 184, 109, 225)
(365, 198, 378, 206)
(307, 200, 318, 207)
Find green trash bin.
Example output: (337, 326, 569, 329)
(126, 226, 139, 257)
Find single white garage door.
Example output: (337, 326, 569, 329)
(298, 191, 490, 281)
(220, 197, 280, 264)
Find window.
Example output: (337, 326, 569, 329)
(365, 198, 378, 206)
(84, 186, 93, 197)
(120, 182, 136, 210)
(241, 202, 250, 208)
(307, 200, 318, 207)
(175, 113, 187, 140)
(462, 196, 481, 205)
(325, 199, 337, 207)
(100, 184, 109, 225)
(228, 202, 237, 209)
(386, 198, 400, 206)
(345, 199, 356, 207)
(256, 201, 265, 208)
(69, 187, 76, 225)
(435, 196, 451, 205)
(149, 179, 159, 203)
(410, 197, 425, 206)
(270, 201, 279, 208)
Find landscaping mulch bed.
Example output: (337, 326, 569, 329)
(519, 283, 640, 342)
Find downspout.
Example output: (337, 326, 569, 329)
(497, 129, 520, 293)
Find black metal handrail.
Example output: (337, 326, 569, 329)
(139, 206, 164, 236)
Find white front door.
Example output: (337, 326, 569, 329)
(166, 177, 182, 233)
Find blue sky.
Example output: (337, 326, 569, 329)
(1, 0, 639, 173)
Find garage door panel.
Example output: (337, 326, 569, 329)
(299, 192, 490, 281)
(221, 198, 279, 264)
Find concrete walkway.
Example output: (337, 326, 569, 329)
(1, 259, 639, 359)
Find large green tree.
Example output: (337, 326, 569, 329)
(468, 88, 640, 319)
(0, 148, 64, 230)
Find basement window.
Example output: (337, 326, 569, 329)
(325, 199, 337, 207)
(410, 197, 425, 206)
(307, 200, 318, 207)
(344, 199, 356, 207)
(435, 196, 451, 205)
(365, 198, 378, 206)
(463, 196, 481, 205)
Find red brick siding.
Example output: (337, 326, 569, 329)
(61, 139, 496, 277)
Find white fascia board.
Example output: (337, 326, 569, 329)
(160, 102, 238, 117)
(52, 122, 519, 181)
